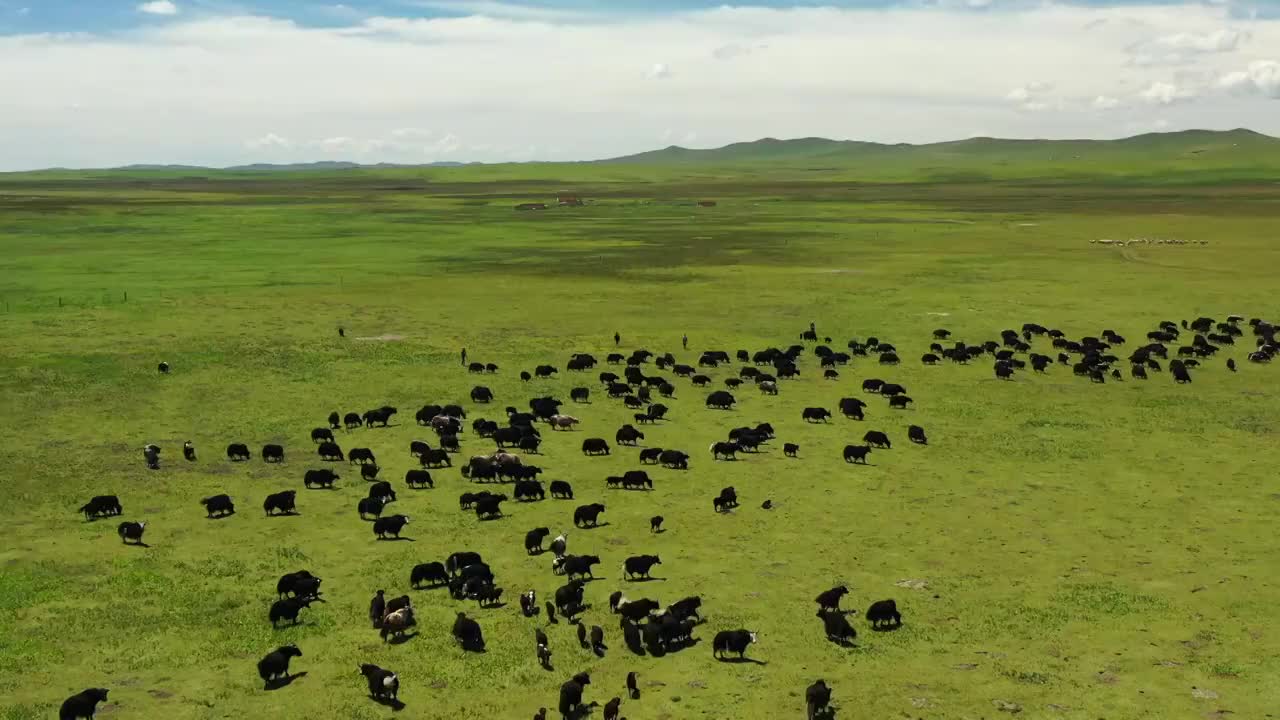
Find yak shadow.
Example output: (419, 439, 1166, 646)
(477, 515, 509, 522)
(123, 540, 151, 549)
(384, 631, 419, 645)
(478, 602, 508, 610)
(650, 528, 667, 535)
(266, 511, 301, 518)
(718, 656, 768, 666)
(592, 645, 607, 658)
(370, 695, 406, 711)
(871, 622, 903, 633)
(563, 703, 599, 720)
(580, 522, 610, 529)
(625, 576, 664, 583)
(305, 485, 339, 491)
(827, 636, 857, 648)
(264, 671, 307, 691)
(377, 536, 415, 542)
(206, 513, 236, 521)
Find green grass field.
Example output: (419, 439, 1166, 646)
(2, 142, 1279, 719)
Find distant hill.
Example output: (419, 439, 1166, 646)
(114, 161, 470, 172)
(598, 129, 1280, 178)
(5, 129, 1278, 182)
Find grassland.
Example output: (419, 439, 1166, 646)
(2, 138, 1279, 720)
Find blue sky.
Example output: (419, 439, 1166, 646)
(3, 1, 1277, 34)
(0, 0, 1277, 168)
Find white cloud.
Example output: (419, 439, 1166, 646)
(1138, 81, 1196, 105)
(1006, 82, 1054, 111)
(1092, 95, 1121, 110)
(246, 132, 292, 150)
(1152, 29, 1242, 53)
(137, 1, 178, 15)
(1126, 27, 1244, 66)
(712, 43, 763, 61)
(1217, 60, 1280, 98)
(2, 3, 1280, 169)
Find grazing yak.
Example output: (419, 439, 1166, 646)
(359, 663, 399, 702)
(550, 480, 574, 499)
(226, 443, 251, 461)
(380, 606, 417, 642)
(908, 425, 928, 445)
(558, 672, 592, 720)
(363, 407, 397, 427)
(710, 441, 740, 460)
(263, 490, 298, 516)
(80, 495, 122, 520)
(276, 570, 321, 599)
(525, 527, 551, 554)
(316, 442, 344, 461)
(624, 555, 661, 580)
(784, 442, 799, 457)
(889, 395, 913, 409)
(349, 448, 376, 465)
(550, 414, 580, 431)
(269, 597, 315, 627)
(405, 469, 433, 489)
(705, 390, 736, 409)
(117, 521, 146, 545)
(802, 407, 831, 423)
(574, 503, 606, 528)
(713, 487, 738, 513)
(373, 514, 410, 539)
(201, 494, 235, 518)
(311, 428, 334, 444)
(563, 555, 601, 580)
(410, 562, 449, 588)
(807, 680, 833, 720)
(357, 497, 384, 520)
(863, 431, 891, 449)
(59, 689, 110, 720)
(262, 444, 285, 462)
(839, 397, 866, 420)
(650, 515, 664, 532)
(659, 449, 689, 469)
(712, 629, 758, 660)
(471, 386, 494, 403)
(304, 468, 339, 489)
(475, 495, 506, 520)
(639, 447, 663, 464)
(453, 612, 485, 651)
(843, 445, 871, 464)
(422, 449, 451, 468)
(183, 440, 196, 461)
(866, 599, 902, 628)
(367, 481, 396, 504)
(581, 438, 611, 456)
(615, 425, 644, 445)
(815, 585, 849, 614)
(257, 645, 302, 686)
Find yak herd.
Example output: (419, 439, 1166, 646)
(65, 313, 1277, 720)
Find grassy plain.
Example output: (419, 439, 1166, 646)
(1, 145, 1279, 720)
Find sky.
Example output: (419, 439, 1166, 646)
(1, 0, 1278, 169)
